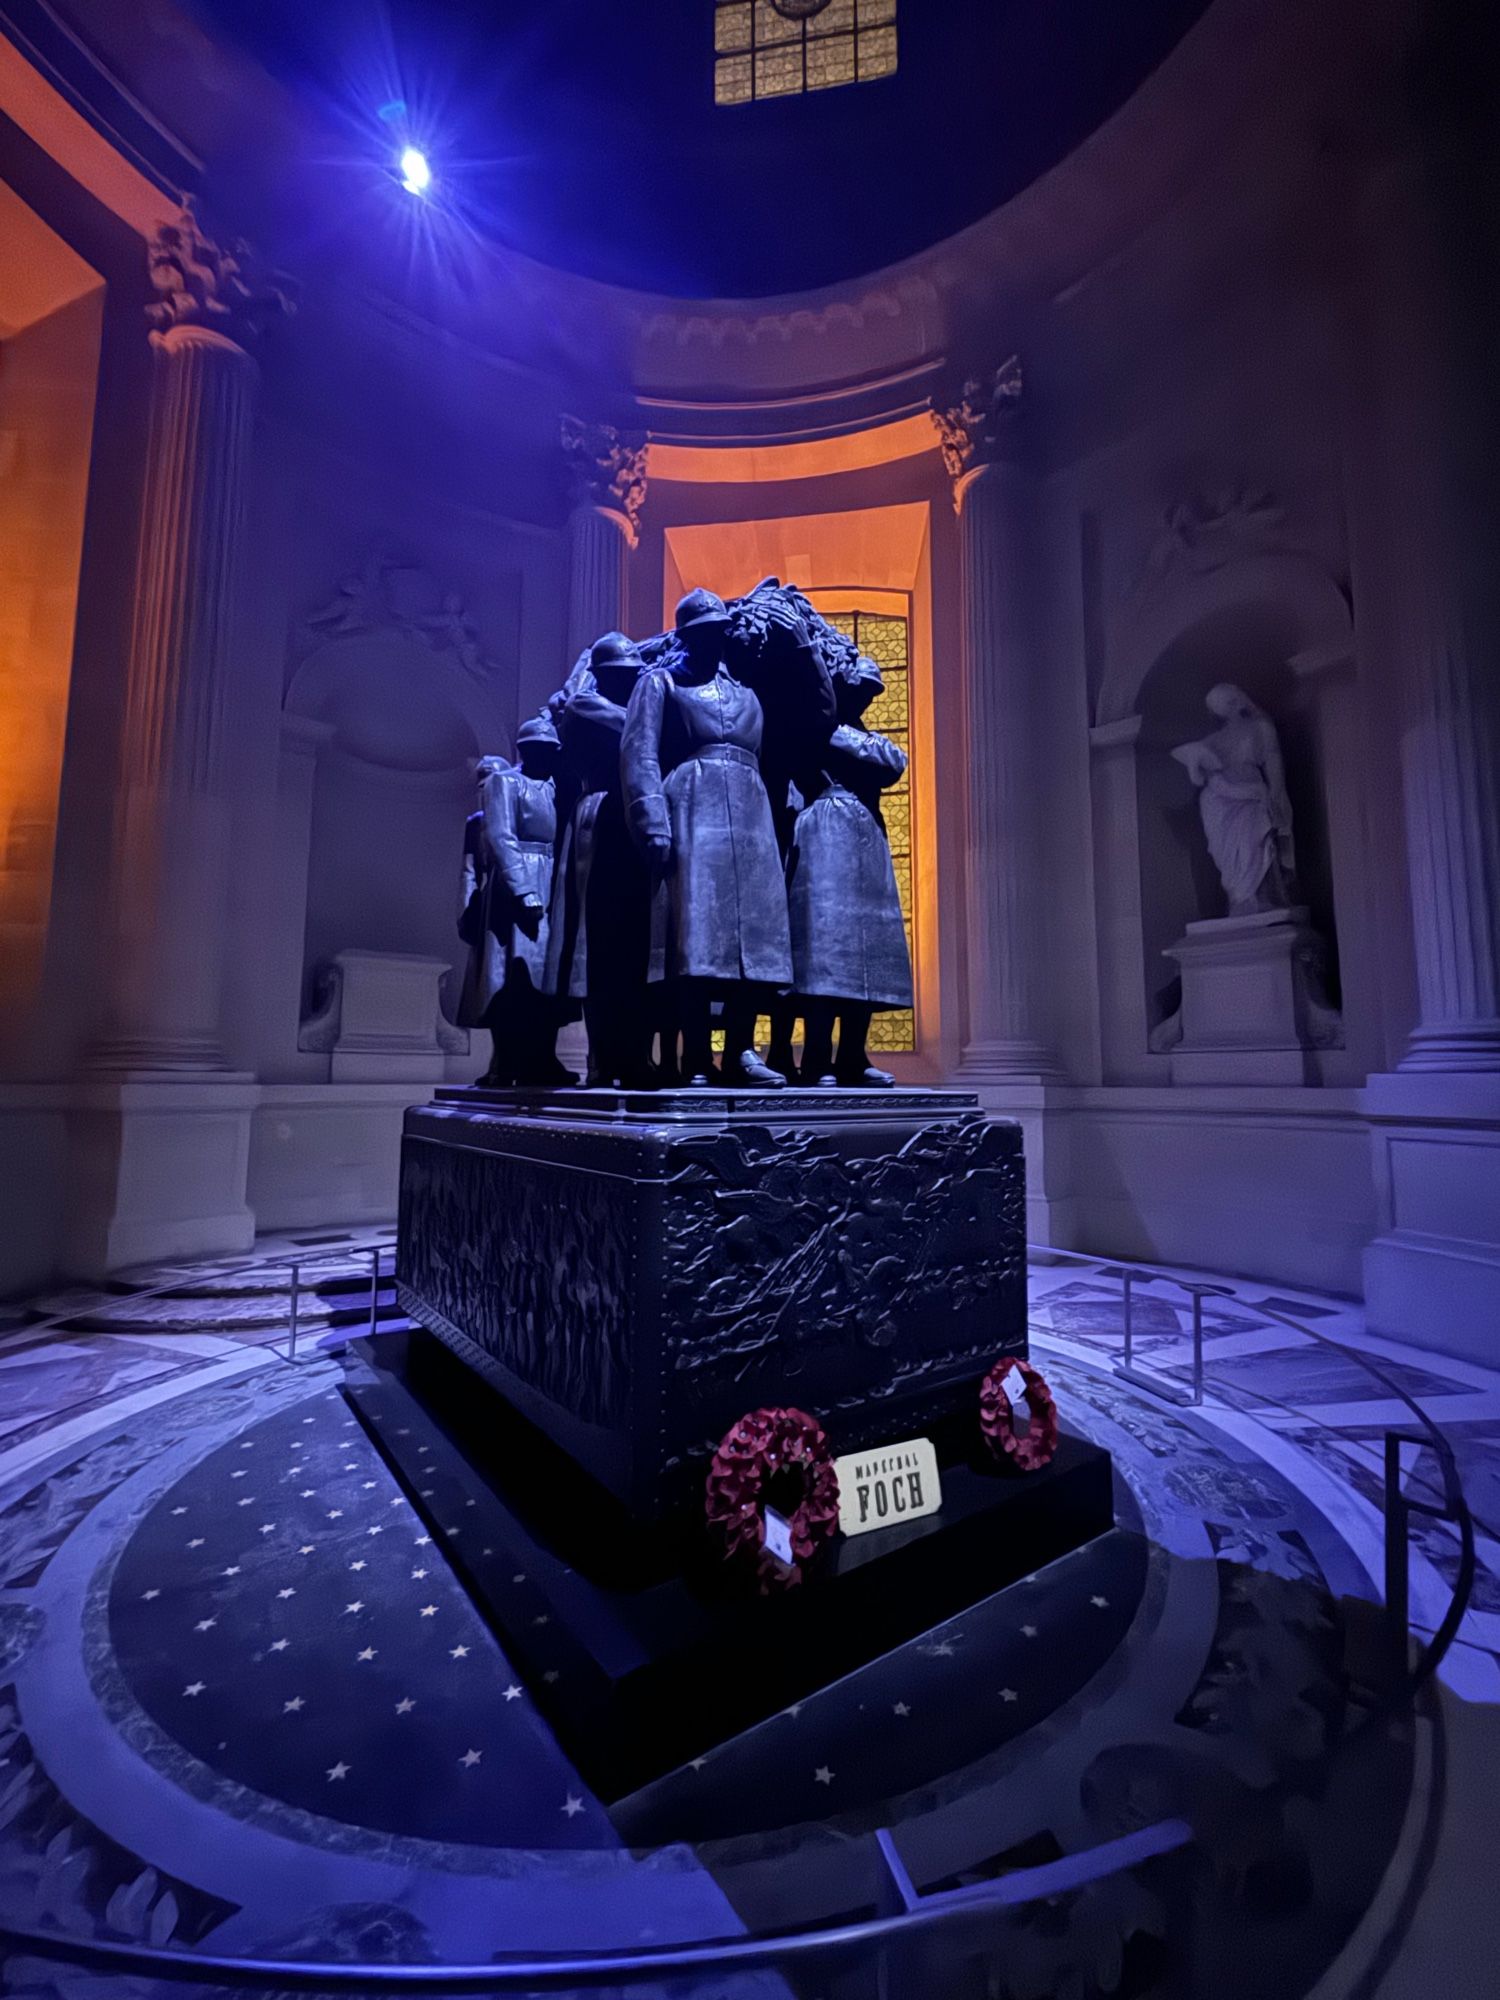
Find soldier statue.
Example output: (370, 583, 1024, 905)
(545, 631, 654, 1087)
(787, 653, 913, 1084)
(620, 589, 793, 1088)
(477, 715, 576, 1087)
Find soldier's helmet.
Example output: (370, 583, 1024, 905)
(674, 587, 730, 632)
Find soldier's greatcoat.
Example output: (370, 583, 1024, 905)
(621, 665, 793, 987)
(544, 677, 647, 1003)
(479, 763, 558, 993)
(788, 724, 913, 1007)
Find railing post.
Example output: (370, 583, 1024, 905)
(368, 1247, 381, 1339)
(1189, 1291, 1205, 1407)
(1384, 1432, 1411, 1646)
(1122, 1271, 1134, 1369)
(287, 1261, 300, 1364)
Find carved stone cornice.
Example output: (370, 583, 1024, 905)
(559, 414, 648, 534)
(932, 356, 1023, 485)
(146, 201, 294, 349)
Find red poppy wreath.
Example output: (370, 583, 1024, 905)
(979, 1356, 1060, 1473)
(704, 1406, 841, 1592)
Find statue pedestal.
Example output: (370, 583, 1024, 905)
(1164, 907, 1341, 1085)
(395, 1085, 1028, 1520)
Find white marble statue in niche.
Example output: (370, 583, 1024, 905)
(1171, 683, 1295, 917)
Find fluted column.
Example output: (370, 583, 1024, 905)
(936, 362, 1060, 1081)
(97, 208, 290, 1072)
(1397, 634, 1500, 1070)
(559, 415, 646, 659)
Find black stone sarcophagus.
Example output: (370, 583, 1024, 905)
(395, 1086, 1027, 1520)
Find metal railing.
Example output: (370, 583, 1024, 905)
(12, 1236, 398, 1360)
(1, 1236, 1477, 1993)
(0, 1816, 1192, 1991)
(1027, 1241, 1478, 1698)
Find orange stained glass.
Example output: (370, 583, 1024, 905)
(825, 610, 915, 1054)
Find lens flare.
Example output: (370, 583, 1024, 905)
(398, 145, 431, 195)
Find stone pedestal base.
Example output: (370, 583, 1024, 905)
(298, 948, 462, 1083)
(396, 1085, 1027, 1519)
(1362, 1072, 1500, 1366)
(63, 1076, 257, 1276)
(1165, 908, 1340, 1086)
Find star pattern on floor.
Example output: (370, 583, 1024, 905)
(106, 1392, 614, 1848)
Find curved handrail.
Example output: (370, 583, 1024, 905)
(12, 1236, 397, 1346)
(1024, 1241, 1478, 1696)
(0, 1818, 1192, 1991)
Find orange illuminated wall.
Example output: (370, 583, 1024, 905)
(0, 182, 103, 1047)
(662, 502, 937, 1066)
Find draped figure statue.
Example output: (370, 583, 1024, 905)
(1171, 684, 1295, 916)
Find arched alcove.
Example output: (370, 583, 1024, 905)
(285, 630, 504, 1010)
(1136, 604, 1339, 1034)
(1091, 554, 1356, 1070)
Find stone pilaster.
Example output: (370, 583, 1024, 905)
(936, 362, 1061, 1082)
(66, 210, 289, 1274)
(560, 414, 646, 661)
(97, 207, 291, 1072)
(1395, 634, 1500, 1072)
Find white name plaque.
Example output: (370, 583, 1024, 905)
(835, 1436, 942, 1539)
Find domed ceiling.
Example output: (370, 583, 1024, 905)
(188, 0, 1211, 299)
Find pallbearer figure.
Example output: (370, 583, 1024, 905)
(455, 756, 512, 1085)
(787, 654, 913, 1086)
(480, 715, 576, 1087)
(546, 631, 653, 1087)
(621, 588, 793, 1088)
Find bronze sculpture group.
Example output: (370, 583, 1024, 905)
(457, 580, 913, 1089)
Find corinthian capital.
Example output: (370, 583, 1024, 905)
(146, 201, 294, 347)
(560, 413, 648, 533)
(932, 356, 1024, 482)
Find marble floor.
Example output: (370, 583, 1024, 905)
(0, 1238, 1494, 1997)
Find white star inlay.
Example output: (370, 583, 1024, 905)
(277, 1587, 296, 1600)
(893, 1701, 910, 1716)
(221, 1566, 241, 1578)
(194, 1618, 216, 1633)
(419, 1604, 438, 1618)
(395, 1696, 415, 1714)
(183, 1681, 205, 1697)
(561, 1794, 584, 1817)
(187, 1539, 204, 1549)
(1090, 1595, 1109, 1609)
(297, 1545, 314, 1556)
(999, 1687, 1018, 1703)
(502, 1685, 523, 1702)
(411, 1568, 428, 1580)
(283, 1696, 305, 1713)
(814, 1766, 834, 1785)
(326, 1761, 350, 1781)
(269, 1639, 289, 1653)
(449, 1644, 470, 1659)
(141, 1589, 160, 1602)
(1021, 1624, 1038, 1638)
(344, 1601, 364, 1615)
(459, 1748, 482, 1768)
(356, 1647, 376, 1662)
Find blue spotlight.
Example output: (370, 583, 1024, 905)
(399, 145, 432, 196)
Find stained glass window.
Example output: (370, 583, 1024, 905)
(714, 0, 897, 103)
(824, 609, 916, 1055)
